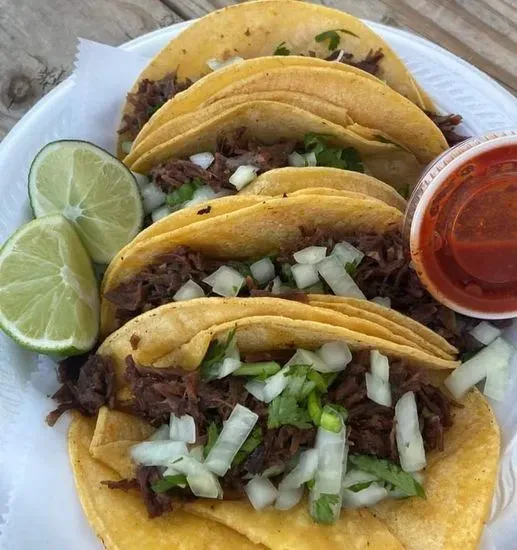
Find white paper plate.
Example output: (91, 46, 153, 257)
(0, 19, 516, 549)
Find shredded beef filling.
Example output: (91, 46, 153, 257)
(326, 48, 384, 75)
(47, 353, 115, 426)
(105, 225, 485, 353)
(119, 74, 192, 139)
(107, 349, 453, 517)
(150, 128, 296, 194)
(426, 111, 467, 147)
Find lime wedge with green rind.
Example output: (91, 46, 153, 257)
(0, 214, 99, 355)
(29, 140, 143, 264)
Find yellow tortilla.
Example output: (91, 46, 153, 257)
(69, 414, 264, 550)
(128, 100, 423, 193)
(101, 194, 403, 334)
(98, 298, 458, 400)
(120, 0, 435, 153)
(202, 67, 446, 163)
(242, 167, 407, 211)
(124, 90, 354, 166)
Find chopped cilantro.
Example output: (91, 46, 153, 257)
(268, 393, 312, 429)
(274, 41, 291, 56)
(226, 260, 253, 278)
(233, 427, 262, 465)
(348, 455, 426, 498)
(303, 133, 364, 172)
(314, 29, 359, 51)
(312, 493, 341, 524)
(345, 261, 358, 277)
(147, 103, 165, 117)
(348, 481, 374, 493)
(204, 422, 220, 458)
(280, 263, 297, 287)
(201, 329, 237, 379)
(307, 370, 328, 392)
(151, 474, 188, 493)
(306, 479, 316, 490)
(166, 178, 205, 207)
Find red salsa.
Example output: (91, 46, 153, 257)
(414, 144, 517, 314)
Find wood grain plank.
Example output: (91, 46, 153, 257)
(0, 0, 181, 137)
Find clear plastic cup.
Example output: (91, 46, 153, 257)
(404, 129, 517, 319)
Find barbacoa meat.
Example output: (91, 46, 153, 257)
(103, 246, 225, 330)
(426, 111, 467, 147)
(119, 74, 192, 139)
(46, 354, 115, 426)
(109, 349, 454, 516)
(326, 48, 384, 76)
(150, 128, 296, 194)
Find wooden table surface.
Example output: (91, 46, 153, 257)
(0, 0, 516, 142)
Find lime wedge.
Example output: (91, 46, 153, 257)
(29, 140, 143, 263)
(0, 214, 99, 355)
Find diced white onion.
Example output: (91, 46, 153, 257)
(484, 349, 510, 402)
(314, 425, 346, 495)
(262, 464, 286, 478)
(229, 165, 259, 190)
(172, 456, 222, 499)
(285, 349, 329, 373)
(130, 440, 188, 466)
(203, 265, 245, 297)
(331, 242, 364, 267)
(189, 151, 215, 170)
(288, 151, 306, 167)
(263, 366, 290, 402)
(341, 469, 378, 489)
(316, 342, 352, 372)
(149, 424, 170, 441)
(244, 379, 267, 401)
(304, 151, 317, 167)
(366, 372, 392, 407)
(271, 276, 285, 294)
(141, 182, 167, 214)
(173, 279, 205, 302)
(169, 414, 196, 444)
(183, 185, 217, 207)
(275, 486, 304, 510)
(279, 449, 319, 490)
(250, 257, 275, 284)
(189, 445, 204, 462)
(293, 246, 327, 265)
(444, 337, 514, 399)
(204, 404, 259, 476)
(342, 482, 388, 508)
(370, 350, 390, 381)
(132, 171, 150, 190)
(151, 205, 171, 223)
(206, 55, 244, 71)
(291, 263, 319, 289)
(245, 476, 279, 510)
(395, 391, 426, 472)
(371, 296, 391, 308)
(469, 321, 502, 346)
(317, 256, 366, 299)
(121, 140, 133, 154)
(216, 356, 242, 378)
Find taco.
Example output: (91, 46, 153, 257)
(118, 0, 436, 155)
(63, 306, 499, 550)
(127, 100, 424, 196)
(99, 193, 476, 362)
(125, 61, 447, 170)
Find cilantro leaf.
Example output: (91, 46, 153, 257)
(148, 102, 165, 117)
(280, 263, 297, 287)
(204, 422, 220, 458)
(268, 393, 312, 429)
(345, 261, 358, 277)
(315, 28, 359, 51)
(233, 427, 262, 466)
(151, 474, 187, 493)
(201, 328, 236, 379)
(348, 481, 374, 493)
(348, 455, 426, 498)
(303, 133, 364, 172)
(274, 41, 291, 56)
(227, 260, 253, 278)
(166, 178, 205, 207)
(312, 493, 341, 524)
